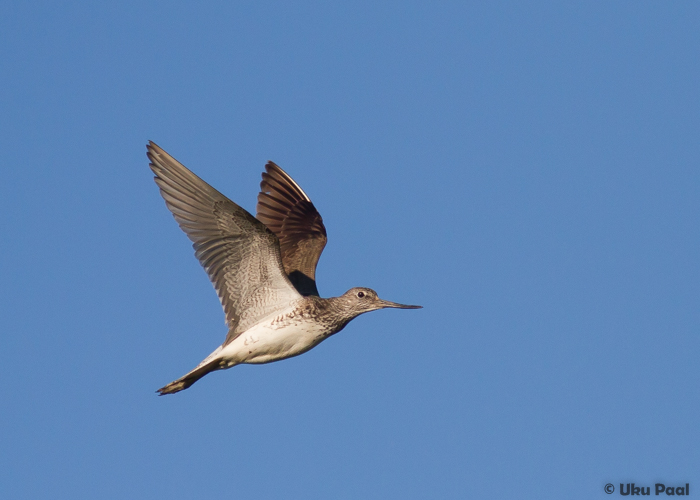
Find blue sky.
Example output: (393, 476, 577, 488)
(1, 2, 698, 498)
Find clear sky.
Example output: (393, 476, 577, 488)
(1, 2, 698, 499)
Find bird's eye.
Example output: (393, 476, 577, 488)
(357, 291, 365, 298)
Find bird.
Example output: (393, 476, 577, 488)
(147, 141, 421, 395)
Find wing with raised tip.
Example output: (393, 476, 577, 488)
(256, 162, 327, 296)
(147, 142, 302, 343)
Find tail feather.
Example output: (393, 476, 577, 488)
(157, 353, 224, 395)
(156, 360, 219, 395)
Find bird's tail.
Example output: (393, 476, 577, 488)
(157, 347, 225, 395)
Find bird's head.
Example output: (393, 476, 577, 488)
(338, 287, 422, 316)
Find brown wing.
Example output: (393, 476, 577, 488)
(147, 143, 301, 344)
(256, 162, 327, 296)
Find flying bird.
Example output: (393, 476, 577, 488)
(147, 142, 421, 395)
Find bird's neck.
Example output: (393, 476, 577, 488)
(305, 296, 358, 333)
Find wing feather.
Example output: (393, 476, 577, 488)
(147, 142, 301, 344)
(256, 162, 327, 296)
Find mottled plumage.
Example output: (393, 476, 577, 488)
(147, 142, 421, 395)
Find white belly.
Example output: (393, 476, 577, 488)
(218, 318, 332, 365)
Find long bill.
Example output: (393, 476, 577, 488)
(377, 299, 422, 309)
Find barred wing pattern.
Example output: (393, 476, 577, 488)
(147, 143, 301, 344)
(256, 162, 327, 296)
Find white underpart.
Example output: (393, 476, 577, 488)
(218, 312, 332, 366)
